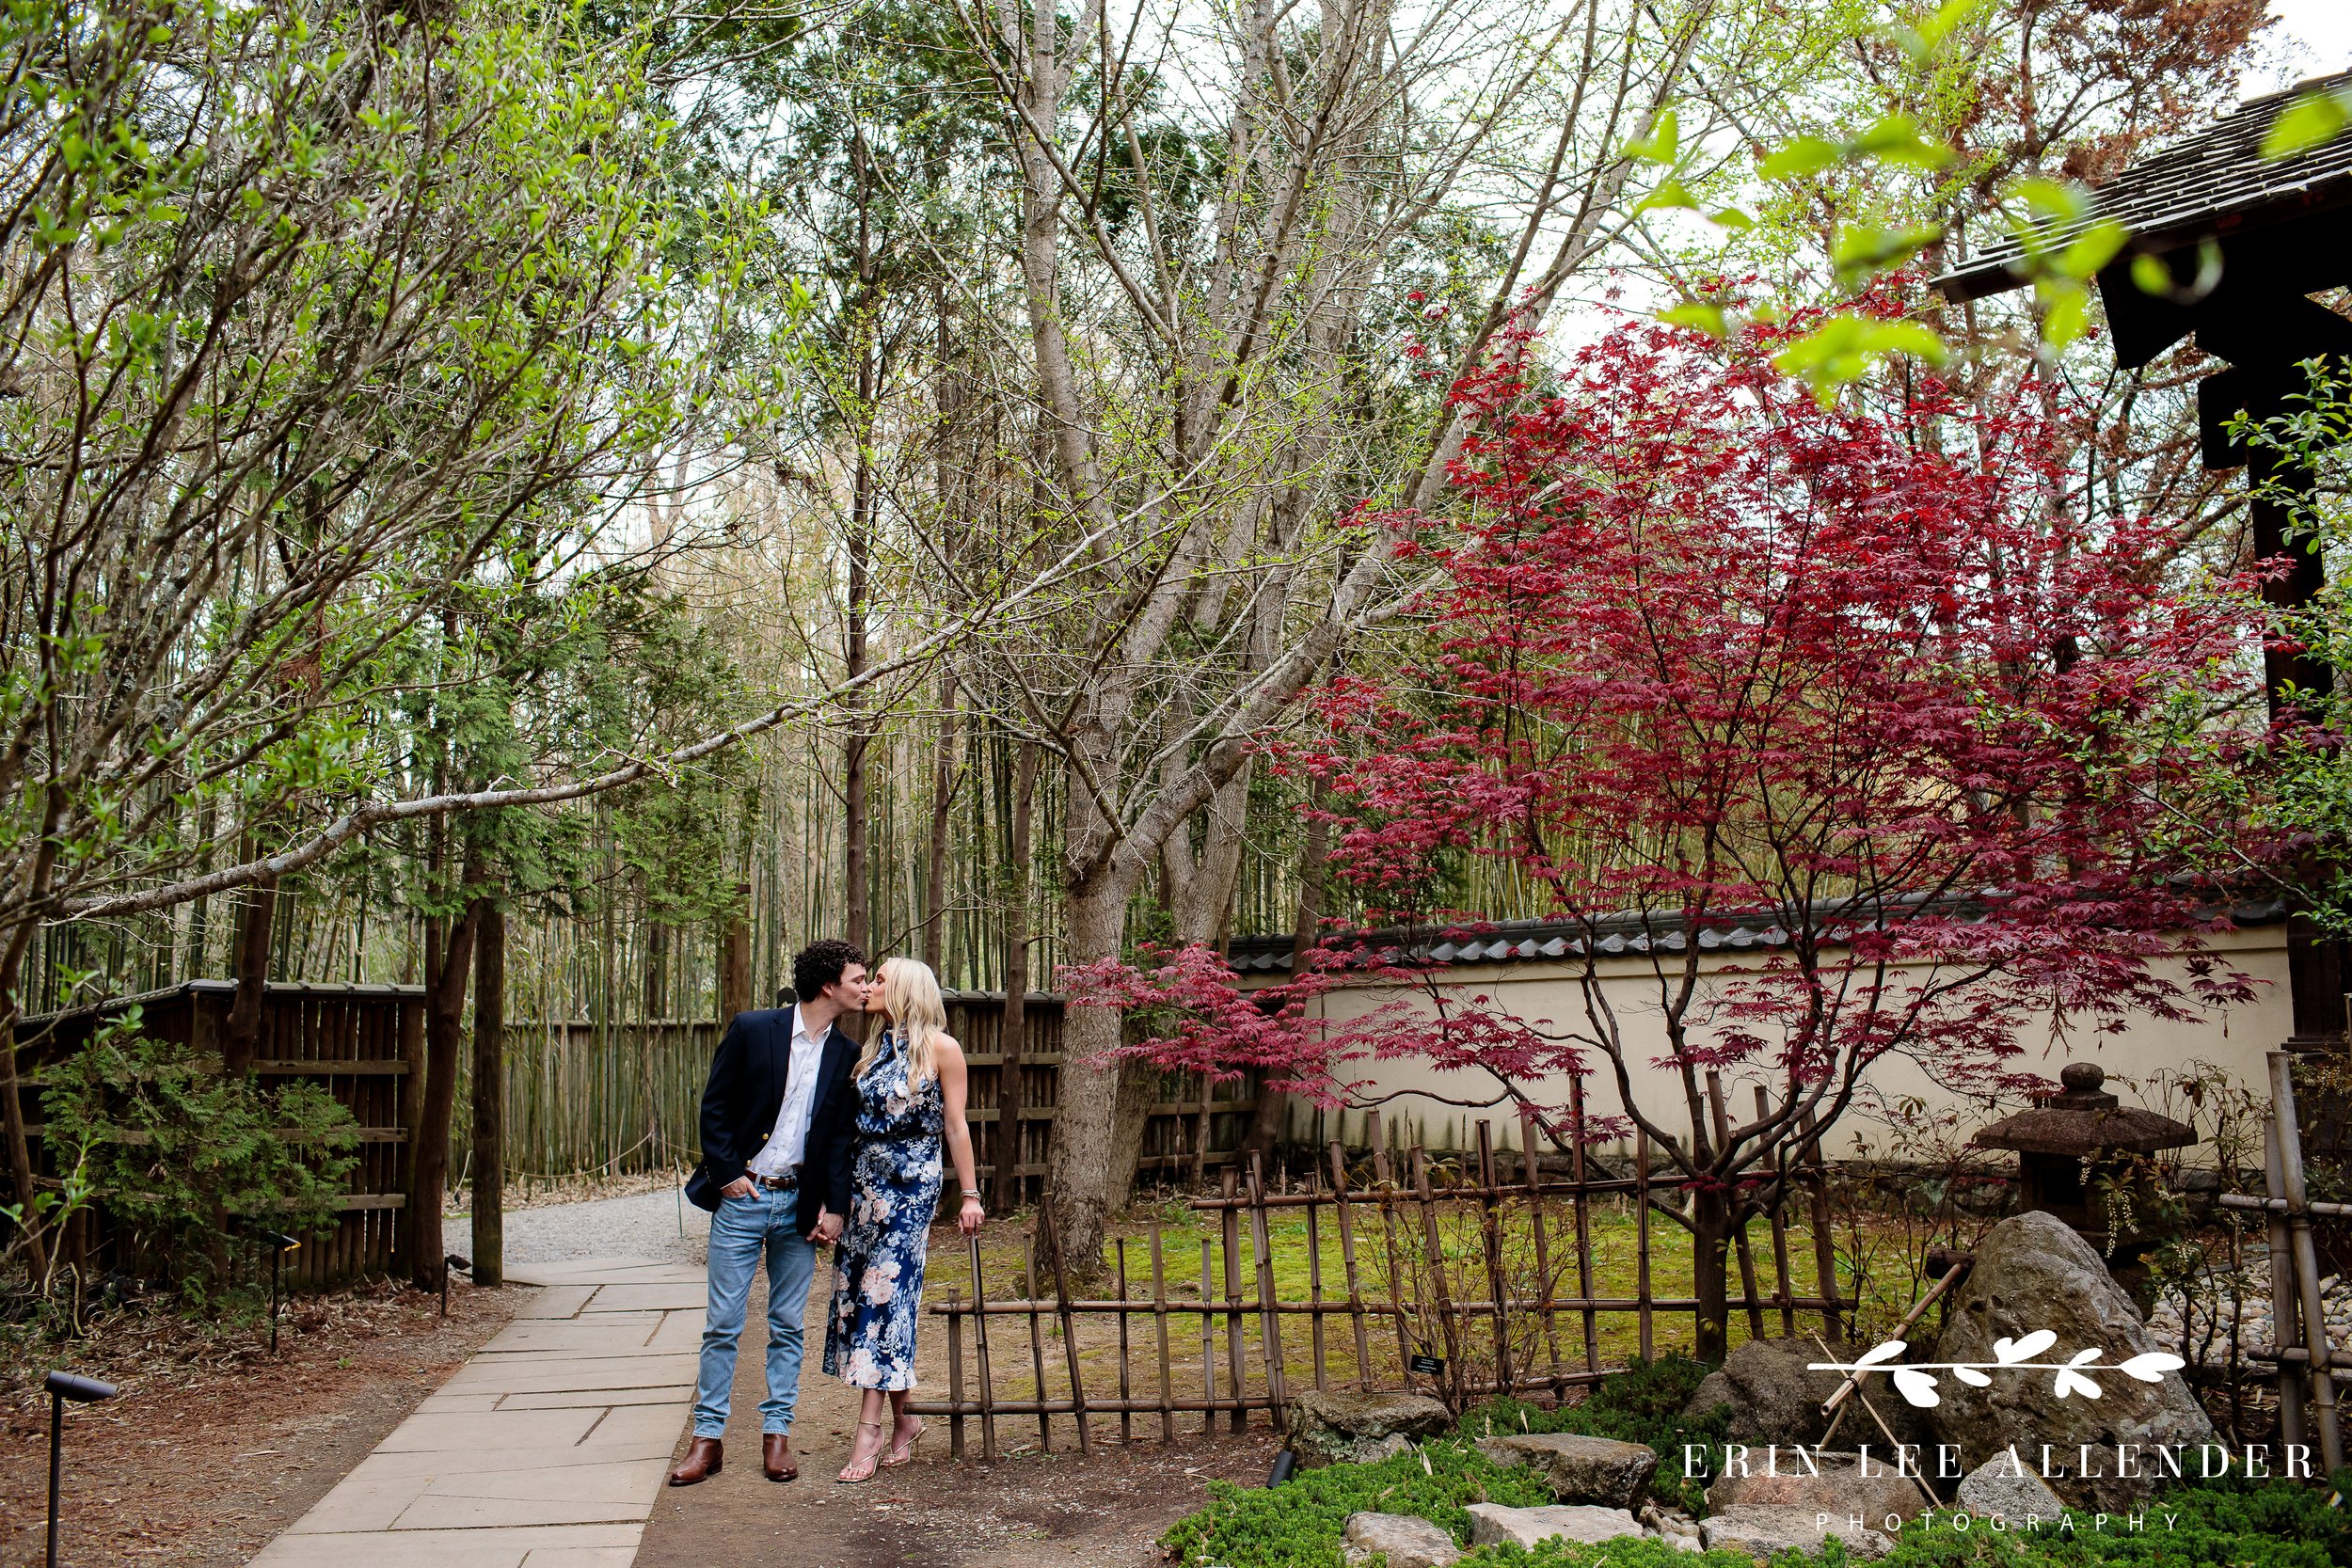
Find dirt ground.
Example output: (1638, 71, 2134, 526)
(633, 1251, 1282, 1568)
(0, 1277, 516, 1568)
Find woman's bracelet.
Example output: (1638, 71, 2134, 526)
(960, 1189, 983, 1200)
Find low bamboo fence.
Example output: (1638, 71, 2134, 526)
(907, 1102, 1849, 1460)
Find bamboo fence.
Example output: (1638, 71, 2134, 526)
(907, 1108, 1848, 1459)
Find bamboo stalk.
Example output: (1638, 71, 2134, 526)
(1369, 1115, 1415, 1393)
(2265, 1118, 2312, 1449)
(1329, 1141, 1375, 1392)
(1708, 1072, 1766, 1340)
(1757, 1086, 1795, 1337)
(1220, 1165, 1247, 1432)
(1473, 1122, 1513, 1395)
(1635, 1124, 1653, 1362)
(1307, 1184, 1328, 1392)
(1116, 1237, 1134, 1446)
(947, 1287, 966, 1461)
(1024, 1233, 1052, 1451)
(1569, 1079, 1598, 1375)
(1200, 1235, 1216, 1436)
(1801, 1109, 1842, 1342)
(1041, 1202, 1092, 1455)
(1246, 1154, 1289, 1421)
(1411, 1146, 1464, 1405)
(968, 1234, 997, 1462)
(1518, 1106, 1565, 1402)
(2269, 1051, 2343, 1475)
(1150, 1221, 1176, 1443)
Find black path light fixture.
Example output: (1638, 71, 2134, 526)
(1939, 70, 2352, 1047)
(246, 1224, 302, 1354)
(44, 1370, 119, 1568)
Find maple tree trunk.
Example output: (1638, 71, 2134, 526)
(1041, 878, 1127, 1274)
(0, 917, 46, 1280)
(470, 900, 505, 1288)
(1691, 1186, 1733, 1365)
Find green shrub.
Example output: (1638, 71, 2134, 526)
(1462, 1354, 1729, 1512)
(1161, 1437, 1557, 1568)
(39, 1012, 360, 1305)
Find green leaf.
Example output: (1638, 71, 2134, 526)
(1831, 222, 1944, 286)
(2038, 277, 2090, 348)
(1635, 179, 1698, 214)
(2130, 253, 2172, 295)
(2012, 178, 2092, 225)
(1622, 108, 1679, 166)
(1849, 113, 1954, 170)
(1757, 136, 1839, 181)
(2262, 91, 2352, 161)
(1659, 302, 1729, 340)
(2058, 219, 2129, 278)
(1707, 207, 1755, 231)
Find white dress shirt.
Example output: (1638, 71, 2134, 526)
(746, 1006, 826, 1180)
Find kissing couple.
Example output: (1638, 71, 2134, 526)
(670, 939, 986, 1487)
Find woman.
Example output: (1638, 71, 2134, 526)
(823, 954, 985, 1482)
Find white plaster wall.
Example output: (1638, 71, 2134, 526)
(1271, 926, 2291, 1160)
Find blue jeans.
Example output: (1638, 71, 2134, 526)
(692, 1185, 818, 1438)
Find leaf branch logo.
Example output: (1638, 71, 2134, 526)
(1809, 1331, 2185, 1408)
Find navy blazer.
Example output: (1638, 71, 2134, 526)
(691, 1006, 859, 1236)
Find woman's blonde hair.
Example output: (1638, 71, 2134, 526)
(864, 956, 946, 1084)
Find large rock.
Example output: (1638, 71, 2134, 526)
(1473, 1432, 1660, 1510)
(1283, 1388, 1453, 1468)
(1706, 1449, 1923, 1526)
(1342, 1512, 1460, 1568)
(1682, 1336, 1931, 1447)
(1929, 1212, 2214, 1509)
(1955, 1457, 2069, 1522)
(1698, 1504, 1894, 1562)
(1463, 1503, 1643, 1550)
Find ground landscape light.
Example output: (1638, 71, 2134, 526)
(44, 1370, 119, 1568)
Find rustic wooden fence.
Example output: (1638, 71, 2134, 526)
(2217, 1048, 2349, 1476)
(906, 1106, 1847, 1459)
(463, 991, 1263, 1202)
(16, 980, 421, 1288)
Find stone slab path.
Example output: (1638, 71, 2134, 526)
(247, 1256, 703, 1568)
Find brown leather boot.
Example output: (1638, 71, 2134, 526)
(668, 1436, 723, 1486)
(762, 1433, 798, 1482)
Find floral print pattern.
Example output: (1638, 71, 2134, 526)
(822, 1029, 946, 1391)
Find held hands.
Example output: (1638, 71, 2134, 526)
(809, 1206, 843, 1245)
(957, 1195, 986, 1236)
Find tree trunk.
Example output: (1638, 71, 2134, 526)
(222, 874, 278, 1076)
(412, 897, 482, 1290)
(470, 900, 505, 1288)
(718, 883, 752, 1024)
(0, 916, 48, 1279)
(1041, 877, 1128, 1274)
(1691, 1186, 1733, 1365)
(922, 673, 958, 973)
(995, 741, 1037, 1212)
(1243, 792, 1327, 1161)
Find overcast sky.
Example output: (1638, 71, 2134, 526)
(2251, 0, 2352, 95)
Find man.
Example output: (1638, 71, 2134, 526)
(670, 938, 869, 1486)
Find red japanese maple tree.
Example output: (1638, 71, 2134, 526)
(1081, 315, 2271, 1357)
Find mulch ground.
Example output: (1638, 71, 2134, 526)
(632, 1249, 1282, 1568)
(0, 1276, 516, 1568)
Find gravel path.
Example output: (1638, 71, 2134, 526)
(443, 1184, 711, 1268)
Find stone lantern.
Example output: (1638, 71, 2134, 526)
(1972, 1063, 2199, 1253)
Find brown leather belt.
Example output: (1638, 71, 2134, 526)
(751, 1170, 799, 1191)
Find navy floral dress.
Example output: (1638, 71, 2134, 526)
(823, 1029, 946, 1390)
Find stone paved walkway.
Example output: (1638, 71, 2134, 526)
(247, 1256, 703, 1568)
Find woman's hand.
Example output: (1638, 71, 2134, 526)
(957, 1194, 985, 1236)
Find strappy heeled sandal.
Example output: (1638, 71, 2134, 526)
(837, 1419, 887, 1484)
(881, 1418, 925, 1466)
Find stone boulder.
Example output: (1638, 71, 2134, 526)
(1705, 1450, 1923, 1526)
(1955, 1457, 2069, 1523)
(1681, 1336, 1931, 1447)
(1463, 1503, 1644, 1550)
(1473, 1432, 1660, 1510)
(1928, 1212, 2214, 1509)
(1342, 1512, 1461, 1568)
(1698, 1505, 1894, 1562)
(1284, 1388, 1453, 1468)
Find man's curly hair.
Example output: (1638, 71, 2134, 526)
(791, 938, 866, 1004)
